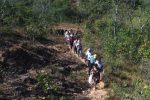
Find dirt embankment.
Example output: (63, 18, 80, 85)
(0, 32, 111, 100)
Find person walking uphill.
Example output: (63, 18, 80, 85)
(69, 34, 74, 49)
(95, 58, 104, 81)
(77, 43, 82, 57)
(64, 30, 69, 42)
(88, 53, 96, 75)
(73, 38, 80, 54)
(85, 48, 93, 67)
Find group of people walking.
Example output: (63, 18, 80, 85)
(64, 29, 82, 57)
(85, 48, 104, 87)
(63, 29, 104, 87)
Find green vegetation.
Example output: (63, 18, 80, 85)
(0, 0, 75, 39)
(77, 0, 150, 99)
(0, 0, 150, 99)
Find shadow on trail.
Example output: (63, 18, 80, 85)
(54, 59, 87, 77)
(61, 79, 90, 94)
(1, 47, 57, 78)
(0, 32, 91, 99)
(0, 32, 58, 79)
(50, 61, 90, 99)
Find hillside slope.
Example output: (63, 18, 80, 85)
(0, 32, 111, 99)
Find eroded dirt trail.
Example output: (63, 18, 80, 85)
(0, 33, 111, 99)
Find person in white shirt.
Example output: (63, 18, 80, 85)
(64, 31, 69, 42)
(85, 48, 92, 66)
(88, 69, 96, 86)
(73, 38, 78, 54)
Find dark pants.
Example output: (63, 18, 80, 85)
(95, 64, 103, 82)
(74, 46, 77, 54)
(88, 63, 94, 75)
(78, 49, 82, 57)
(87, 60, 90, 67)
(93, 72, 100, 83)
(77, 47, 82, 57)
(70, 42, 73, 49)
(85, 60, 90, 67)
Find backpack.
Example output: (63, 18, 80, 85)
(95, 60, 104, 70)
(100, 63, 104, 70)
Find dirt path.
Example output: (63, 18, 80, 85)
(48, 42, 111, 99)
(0, 32, 111, 99)
(52, 22, 111, 99)
(69, 49, 111, 100)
